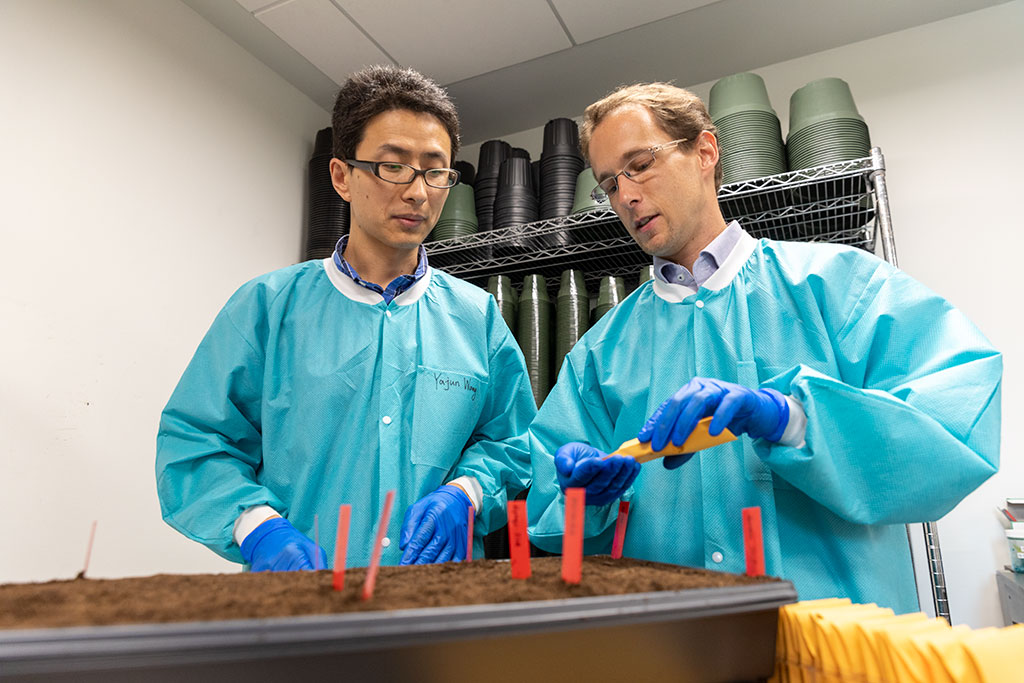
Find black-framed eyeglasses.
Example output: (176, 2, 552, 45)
(590, 139, 688, 203)
(345, 159, 460, 188)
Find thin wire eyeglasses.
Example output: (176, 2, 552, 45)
(590, 139, 688, 203)
(345, 160, 460, 188)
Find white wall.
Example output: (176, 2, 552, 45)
(462, 2, 1024, 628)
(0, 0, 329, 581)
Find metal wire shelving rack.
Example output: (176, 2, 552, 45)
(425, 209, 641, 292)
(426, 147, 947, 621)
(426, 147, 894, 291)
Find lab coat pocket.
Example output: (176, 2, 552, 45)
(411, 365, 489, 471)
(738, 360, 772, 482)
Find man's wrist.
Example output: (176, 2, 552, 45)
(233, 505, 282, 546)
(777, 395, 807, 448)
(446, 476, 482, 514)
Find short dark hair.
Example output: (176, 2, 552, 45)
(331, 65, 460, 164)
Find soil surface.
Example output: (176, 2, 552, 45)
(0, 556, 780, 630)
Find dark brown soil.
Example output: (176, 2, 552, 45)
(0, 556, 780, 630)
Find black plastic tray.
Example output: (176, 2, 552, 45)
(1, 581, 796, 682)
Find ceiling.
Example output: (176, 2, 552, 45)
(183, 0, 1009, 144)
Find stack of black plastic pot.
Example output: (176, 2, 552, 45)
(474, 140, 510, 232)
(305, 127, 350, 261)
(454, 160, 475, 187)
(539, 118, 585, 221)
(493, 153, 538, 229)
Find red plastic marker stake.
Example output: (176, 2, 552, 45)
(465, 505, 474, 562)
(362, 490, 395, 601)
(611, 501, 630, 559)
(562, 488, 585, 584)
(333, 505, 351, 591)
(77, 520, 97, 579)
(507, 500, 531, 579)
(313, 514, 320, 571)
(743, 506, 765, 577)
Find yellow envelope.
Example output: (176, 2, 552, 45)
(801, 603, 872, 682)
(961, 623, 1024, 683)
(924, 627, 990, 683)
(908, 625, 972, 683)
(790, 600, 854, 683)
(611, 416, 737, 463)
(850, 612, 929, 683)
(874, 617, 950, 683)
(777, 599, 851, 683)
(810, 605, 891, 683)
(805, 604, 877, 682)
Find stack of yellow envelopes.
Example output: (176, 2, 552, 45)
(770, 599, 1024, 682)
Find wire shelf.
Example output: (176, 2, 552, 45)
(718, 154, 878, 250)
(426, 150, 883, 290)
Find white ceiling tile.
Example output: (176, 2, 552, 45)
(551, 0, 721, 44)
(198, 0, 1009, 143)
(234, 0, 278, 12)
(255, 0, 393, 85)
(338, 0, 571, 85)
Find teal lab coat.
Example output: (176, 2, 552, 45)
(157, 259, 536, 566)
(527, 233, 1000, 613)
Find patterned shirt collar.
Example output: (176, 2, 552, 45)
(653, 221, 744, 289)
(332, 234, 429, 304)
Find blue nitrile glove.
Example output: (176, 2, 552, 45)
(638, 378, 790, 470)
(239, 517, 328, 572)
(400, 485, 473, 565)
(554, 442, 641, 506)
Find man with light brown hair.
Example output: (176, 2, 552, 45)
(526, 82, 1001, 612)
(580, 82, 724, 188)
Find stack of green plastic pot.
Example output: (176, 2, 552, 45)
(708, 72, 786, 184)
(555, 270, 589, 374)
(427, 183, 478, 242)
(593, 276, 625, 324)
(636, 265, 654, 288)
(570, 168, 605, 214)
(517, 274, 553, 407)
(487, 275, 518, 335)
(786, 77, 870, 170)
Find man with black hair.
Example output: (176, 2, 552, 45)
(157, 66, 535, 571)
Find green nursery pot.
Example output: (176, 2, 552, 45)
(556, 269, 589, 372)
(487, 275, 518, 335)
(517, 274, 553, 407)
(592, 276, 625, 324)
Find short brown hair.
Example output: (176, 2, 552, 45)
(332, 65, 460, 164)
(580, 82, 722, 189)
